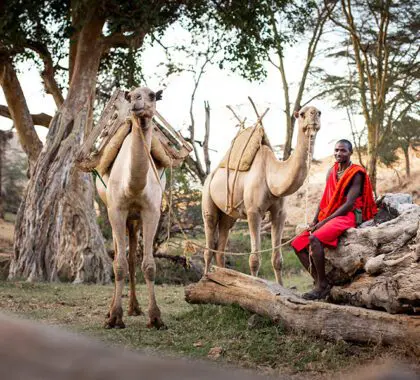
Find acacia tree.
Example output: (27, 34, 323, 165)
(326, 0, 420, 189)
(270, 1, 335, 160)
(391, 115, 420, 178)
(0, 0, 202, 282)
(0, 0, 315, 282)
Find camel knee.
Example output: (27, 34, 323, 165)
(249, 253, 260, 275)
(142, 260, 156, 281)
(215, 253, 225, 267)
(113, 259, 128, 281)
(203, 212, 218, 230)
(271, 252, 283, 272)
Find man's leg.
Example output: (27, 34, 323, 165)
(302, 235, 330, 300)
(293, 247, 317, 282)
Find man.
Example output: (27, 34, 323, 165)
(291, 139, 377, 300)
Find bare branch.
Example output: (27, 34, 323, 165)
(102, 32, 146, 53)
(0, 57, 43, 173)
(24, 40, 64, 107)
(0, 104, 52, 127)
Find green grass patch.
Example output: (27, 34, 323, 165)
(0, 281, 415, 377)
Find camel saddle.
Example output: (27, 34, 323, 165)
(219, 125, 271, 172)
(75, 90, 192, 176)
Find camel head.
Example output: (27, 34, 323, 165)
(294, 106, 321, 139)
(125, 87, 163, 119)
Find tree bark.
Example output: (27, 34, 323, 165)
(403, 146, 410, 178)
(10, 13, 112, 283)
(185, 267, 419, 351)
(0, 57, 43, 174)
(325, 200, 420, 314)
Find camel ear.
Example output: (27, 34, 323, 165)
(124, 91, 131, 102)
(293, 110, 300, 119)
(156, 89, 163, 101)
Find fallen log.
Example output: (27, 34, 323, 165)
(185, 267, 420, 352)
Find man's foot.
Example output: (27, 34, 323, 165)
(302, 284, 331, 300)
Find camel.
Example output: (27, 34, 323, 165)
(96, 86, 165, 329)
(202, 106, 321, 284)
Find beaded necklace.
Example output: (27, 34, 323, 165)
(337, 161, 352, 181)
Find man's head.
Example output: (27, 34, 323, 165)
(334, 139, 353, 164)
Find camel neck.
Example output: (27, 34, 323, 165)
(265, 128, 314, 197)
(129, 117, 153, 191)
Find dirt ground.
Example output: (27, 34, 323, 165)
(0, 151, 419, 378)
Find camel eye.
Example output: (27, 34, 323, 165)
(300, 112, 305, 117)
(149, 93, 155, 101)
(137, 94, 142, 100)
(318, 111, 321, 116)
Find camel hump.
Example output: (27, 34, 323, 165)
(219, 125, 270, 171)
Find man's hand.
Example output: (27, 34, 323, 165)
(309, 220, 327, 232)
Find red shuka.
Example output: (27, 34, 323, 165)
(291, 163, 377, 252)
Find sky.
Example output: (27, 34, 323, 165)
(0, 21, 364, 168)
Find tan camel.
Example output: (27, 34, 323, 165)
(96, 86, 165, 329)
(202, 106, 321, 284)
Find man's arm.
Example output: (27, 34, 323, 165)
(311, 172, 363, 231)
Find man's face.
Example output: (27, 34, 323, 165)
(334, 142, 352, 163)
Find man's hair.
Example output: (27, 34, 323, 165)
(336, 139, 353, 152)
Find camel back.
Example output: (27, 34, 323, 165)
(219, 125, 270, 172)
(75, 90, 192, 175)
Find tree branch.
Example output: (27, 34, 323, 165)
(24, 40, 64, 107)
(102, 32, 146, 54)
(0, 56, 43, 174)
(0, 105, 52, 127)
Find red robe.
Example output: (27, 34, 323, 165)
(291, 163, 377, 252)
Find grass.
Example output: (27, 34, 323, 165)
(0, 280, 416, 378)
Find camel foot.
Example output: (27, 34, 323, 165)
(146, 316, 166, 330)
(104, 307, 125, 329)
(128, 303, 143, 316)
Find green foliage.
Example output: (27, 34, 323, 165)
(185, 1, 317, 81)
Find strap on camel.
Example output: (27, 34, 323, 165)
(224, 108, 269, 214)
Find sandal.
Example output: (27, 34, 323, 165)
(302, 284, 331, 300)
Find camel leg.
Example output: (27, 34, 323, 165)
(141, 207, 165, 329)
(215, 214, 236, 267)
(247, 210, 262, 277)
(127, 220, 143, 316)
(271, 208, 286, 285)
(202, 189, 219, 275)
(105, 208, 129, 329)
(106, 239, 118, 318)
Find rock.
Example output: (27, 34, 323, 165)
(326, 199, 420, 313)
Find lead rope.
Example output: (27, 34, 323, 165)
(135, 115, 314, 258)
(305, 133, 314, 276)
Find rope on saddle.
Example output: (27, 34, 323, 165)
(138, 113, 315, 258)
(92, 168, 107, 189)
(225, 108, 269, 215)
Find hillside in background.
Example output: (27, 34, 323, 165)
(285, 148, 419, 226)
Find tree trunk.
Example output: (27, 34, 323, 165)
(185, 267, 419, 351)
(403, 146, 410, 178)
(367, 121, 378, 192)
(0, 57, 43, 175)
(10, 14, 112, 283)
